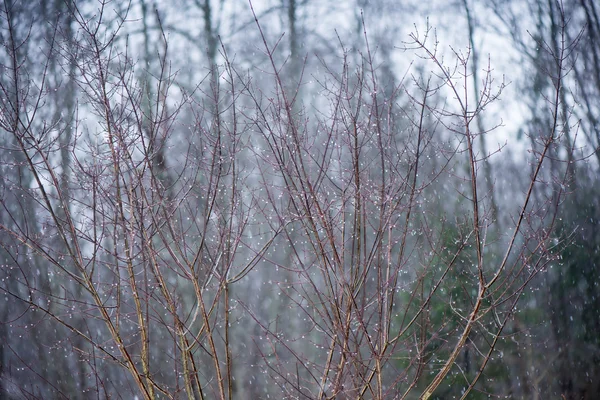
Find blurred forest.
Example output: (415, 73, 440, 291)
(0, 0, 599, 398)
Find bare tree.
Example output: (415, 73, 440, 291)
(0, 0, 585, 399)
(235, 3, 577, 398)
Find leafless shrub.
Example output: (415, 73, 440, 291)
(0, 1, 580, 399)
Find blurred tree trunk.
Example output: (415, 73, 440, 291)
(462, 0, 498, 222)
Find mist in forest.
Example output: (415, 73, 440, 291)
(0, 0, 598, 398)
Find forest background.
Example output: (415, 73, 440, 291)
(1, 0, 599, 398)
